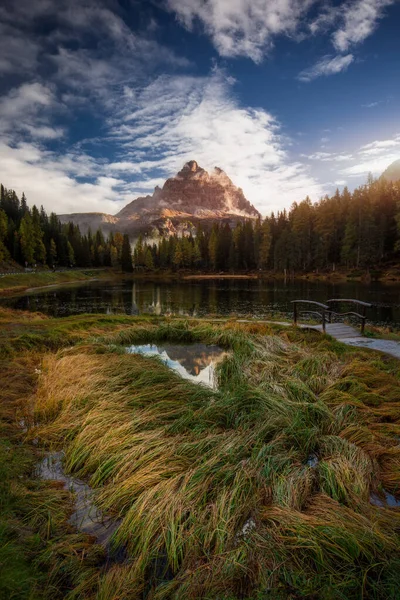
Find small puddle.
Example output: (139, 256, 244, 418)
(37, 451, 120, 548)
(370, 489, 400, 508)
(126, 343, 227, 389)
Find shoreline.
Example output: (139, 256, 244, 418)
(1, 266, 400, 298)
(182, 273, 258, 280)
(0, 269, 127, 298)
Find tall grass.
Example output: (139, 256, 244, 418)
(29, 319, 400, 598)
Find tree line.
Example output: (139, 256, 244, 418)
(1, 174, 400, 274)
(135, 175, 400, 273)
(0, 185, 132, 271)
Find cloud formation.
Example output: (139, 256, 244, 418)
(304, 133, 400, 180)
(0, 83, 64, 139)
(107, 69, 323, 213)
(167, 0, 395, 68)
(0, 0, 396, 218)
(1, 70, 323, 215)
(166, 0, 315, 62)
(297, 54, 354, 81)
(332, 0, 396, 52)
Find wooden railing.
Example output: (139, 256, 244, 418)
(326, 299, 372, 334)
(291, 298, 372, 334)
(291, 300, 329, 332)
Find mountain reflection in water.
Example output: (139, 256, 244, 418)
(126, 343, 227, 389)
(3, 279, 400, 325)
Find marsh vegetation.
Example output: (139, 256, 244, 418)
(1, 308, 400, 598)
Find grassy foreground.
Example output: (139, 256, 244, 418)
(1, 308, 400, 598)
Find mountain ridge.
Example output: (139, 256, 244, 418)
(59, 160, 260, 237)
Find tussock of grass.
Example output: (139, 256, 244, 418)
(0, 352, 109, 599)
(29, 319, 400, 598)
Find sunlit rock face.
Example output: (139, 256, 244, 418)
(59, 161, 261, 237)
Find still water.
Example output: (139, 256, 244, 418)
(126, 343, 227, 389)
(2, 278, 400, 324)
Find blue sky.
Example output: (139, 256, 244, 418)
(0, 0, 399, 216)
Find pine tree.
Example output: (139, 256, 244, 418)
(121, 234, 133, 272)
(144, 247, 154, 270)
(19, 212, 35, 265)
(31, 205, 46, 263)
(173, 241, 184, 269)
(208, 226, 219, 271)
(67, 241, 75, 267)
(49, 238, 57, 267)
(258, 218, 271, 269)
(0, 209, 9, 262)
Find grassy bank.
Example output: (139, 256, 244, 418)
(0, 268, 127, 297)
(1, 308, 400, 598)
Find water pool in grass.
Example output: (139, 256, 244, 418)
(126, 343, 227, 389)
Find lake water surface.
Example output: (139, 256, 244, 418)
(2, 278, 400, 325)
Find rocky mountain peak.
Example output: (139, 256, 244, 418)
(59, 160, 260, 237)
(178, 160, 203, 177)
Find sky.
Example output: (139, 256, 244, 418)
(0, 0, 399, 217)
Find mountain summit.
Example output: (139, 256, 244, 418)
(59, 161, 260, 237)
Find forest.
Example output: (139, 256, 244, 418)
(136, 174, 400, 273)
(1, 174, 400, 274)
(0, 185, 133, 271)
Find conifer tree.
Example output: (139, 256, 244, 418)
(19, 212, 35, 265)
(0, 209, 8, 262)
(121, 234, 133, 272)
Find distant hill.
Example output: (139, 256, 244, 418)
(381, 159, 400, 183)
(59, 160, 260, 237)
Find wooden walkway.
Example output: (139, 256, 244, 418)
(207, 318, 400, 360)
(298, 323, 400, 359)
(303, 322, 360, 340)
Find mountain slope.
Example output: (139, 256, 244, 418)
(59, 161, 260, 236)
(381, 159, 400, 183)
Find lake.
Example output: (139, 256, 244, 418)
(2, 277, 400, 325)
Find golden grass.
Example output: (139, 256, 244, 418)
(28, 319, 400, 598)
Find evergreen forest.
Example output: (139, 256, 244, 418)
(0, 184, 132, 271)
(1, 175, 400, 274)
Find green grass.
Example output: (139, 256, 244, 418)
(18, 316, 400, 599)
(1, 309, 400, 598)
(0, 268, 123, 296)
(0, 352, 110, 599)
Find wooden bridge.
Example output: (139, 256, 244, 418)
(291, 299, 372, 340)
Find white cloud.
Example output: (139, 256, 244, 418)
(0, 82, 64, 139)
(0, 82, 54, 120)
(333, 0, 396, 52)
(298, 54, 354, 81)
(359, 135, 400, 156)
(340, 154, 399, 176)
(167, 0, 394, 65)
(305, 152, 334, 161)
(362, 101, 379, 108)
(0, 72, 325, 217)
(166, 0, 315, 62)
(0, 141, 128, 215)
(338, 134, 400, 176)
